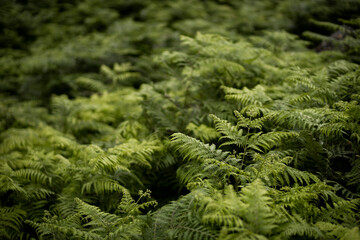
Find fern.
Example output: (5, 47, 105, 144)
(202, 180, 280, 239)
(210, 114, 246, 148)
(149, 190, 218, 240)
(222, 85, 272, 107)
(0, 128, 39, 154)
(108, 139, 162, 169)
(81, 175, 127, 195)
(28, 191, 156, 240)
(248, 131, 299, 153)
(186, 123, 220, 143)
(1, 2, 360, 239)
(304, 17, 360, 63)
(279, 215, 324, 239)
(248, 154, 320, 187)
(316, 222, 360, 240)
(0, 207, 26, 239)
(171, 133, 229, 162)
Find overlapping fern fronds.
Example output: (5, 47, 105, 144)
(28, 190, 156, 240)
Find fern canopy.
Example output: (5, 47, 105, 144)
(1, 1, 360, 239)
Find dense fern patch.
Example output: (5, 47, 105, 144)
(1, 1, 360, 239)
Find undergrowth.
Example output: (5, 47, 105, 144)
(1, 1, 360, 239)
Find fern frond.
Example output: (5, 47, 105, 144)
(318, 122, 348, 138)
(90, 153, 126, 172)
(315, 221, 349, 239)
(202, 158, 250, 184)
(54, 195, 79, 217)
(348, 156, 360, 189)
(81, 176, 126, 195)
(327, 60, 359, 79)
(101, 63, 142, 85)
(273, 182, 335, 214)
(189, 58, 245, 86)
(173, 220, 218, 240)
(202, 186, 244, 228)
(109, 139, 161, 168)
(118, 189, 157, 216)
(0, 174, 26, 194)
(316, 223, 360, 240)
(25, 186, 55, 200)
(117, 120, 148, 139)
(248, 154, 319, 186)
(270, 109, 319, 130)
(176, 162, 206, 188)
(171, 133, 229, 161)
(0, 128, 39, 154)
(186, 123, 220, 143)
(340, 227, 360, 240)
(286, 68, 317, 90)
(0, 207, 26, 237)
(151, 190, 218, 240)
(248, 131, 299, 153)
(289, 93, 312, 104)
(27, 213, 101, 240)
(210, 114, 246, 148)
(318, 198, 360, 224)
(75, 198, 123, 227)
(203, 180, 279, 238)
(234, 110, 267, 130)
(75, 77, 105, 93)
(12, 169, 52, 185)
(310, 19, 348, 32)
(280, 215, 323, 239)
(217, 227, 269, 240)
(240, 179, 277, 235)
(222, 85, 271, 107)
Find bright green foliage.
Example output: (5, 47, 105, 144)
(205, 180, 278, 238)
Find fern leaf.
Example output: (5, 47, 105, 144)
(210, 114, 246, 148)
(109, 139, 161, 168)
(12, 169, 52, 185)
(280, 216, 323, 239)
(248, 131, 298, 153)
(174, 220, 218, 240)
(248, 154, 319, 186)
(171, 133, 229, 161)
(75, 198, 122, 228)
(81, 176, 126, 195)
(240, 179, 277, 235)
(222, 85, 271, 107)
(0, 207, 26, 236)
(0, 175, 26, 194)
(186, 123, 220, 143)
(75, 77, 105, 92)
(0, 128, 39, 154)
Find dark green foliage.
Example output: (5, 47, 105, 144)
(27, 191, 156, 240)
(304, 18, 360, 63)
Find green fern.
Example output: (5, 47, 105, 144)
(248, 154, 320, 186)
(1, 3, 360, 239)
(28, 191, 156, 240)
(149, 190, 218, 240)
(171, 133, 229, 162)
(0, 207, 26, 240)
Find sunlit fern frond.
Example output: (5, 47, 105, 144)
(171, 133, 229, 161)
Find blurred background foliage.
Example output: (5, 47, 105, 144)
(1, 0, 360, 101)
